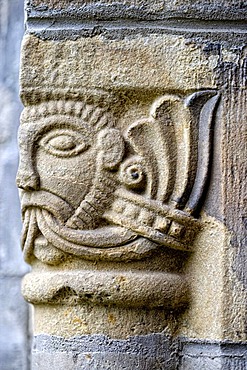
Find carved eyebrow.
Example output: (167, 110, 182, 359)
(20, 115, 94, 144)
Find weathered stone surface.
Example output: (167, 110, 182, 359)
(32, 334, 177, 370)
(179, 340, 247, 370)
(33, 304, 177, 338)
(26, 0, 247, 21)
(19, 25, 247, 340)
(32, 335, 247, 370)
(22, 270, 189, 308)
(18, 0, 247, 368)
(20, 33, 216, 99)
(17, 31, 225, 369)
(219, 59, 247, 342)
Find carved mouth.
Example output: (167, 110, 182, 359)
(21, 206, 157, 263)
(21, 190, 144, 262)
(21, 190, 75, 223)
(104, 188, 200, 253)
(21, 186, 199, 264)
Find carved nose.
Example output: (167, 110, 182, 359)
(16, 170, 40, 191)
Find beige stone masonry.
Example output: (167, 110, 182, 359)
(18, 11, 247, 349)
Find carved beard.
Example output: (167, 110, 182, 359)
(21, 190, 143, 263)
(21, 207, 39, 263)
(21, 190, 74, 262)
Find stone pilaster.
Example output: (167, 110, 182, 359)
(18, 0, 247, 368)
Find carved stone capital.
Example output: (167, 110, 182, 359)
(17, 90, 219, 311)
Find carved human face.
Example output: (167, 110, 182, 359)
(16, 106, 129, 264)
(16, 112, 103, 263)
(16, 114, 98, 211)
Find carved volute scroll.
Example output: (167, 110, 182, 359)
(17, 91, 219, 309)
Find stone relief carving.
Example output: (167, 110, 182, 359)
(17, 91, 219, 267)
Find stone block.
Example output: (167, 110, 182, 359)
(179, 340, 247, 370)
(20, 33, 216, 100)
(32, 334, 177, 370)
(26, 0, 247, 21)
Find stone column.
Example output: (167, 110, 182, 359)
(18, 1, 247, 369)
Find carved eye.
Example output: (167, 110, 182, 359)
(40, 129, 88, 157)
(48, 135, 76, 151)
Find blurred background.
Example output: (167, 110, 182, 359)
(0, 0, 31, 369)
